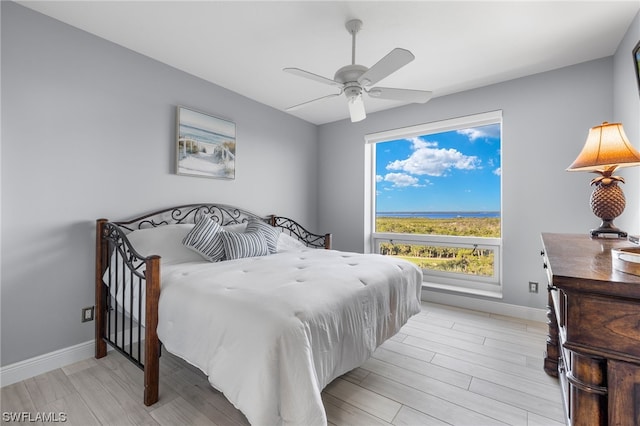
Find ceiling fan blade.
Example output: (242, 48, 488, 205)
(367, 87, 433, 103)
(347, 94, 366, 122)
(285, 92, 342, 111)
(283, 68, 342, 87)
(358, 48, 415, 87)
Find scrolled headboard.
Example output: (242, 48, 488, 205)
(110, 203, 331, 249)
(114, 204, 265, 232)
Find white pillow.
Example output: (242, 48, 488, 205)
(104, 224, 202, 326)
(223, 222, 248, 233)
(276, 233, 308, 252)
(126, 224, 203, 265)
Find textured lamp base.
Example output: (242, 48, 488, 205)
(590, 220, 627, 238)
(590, 182, 627, 238)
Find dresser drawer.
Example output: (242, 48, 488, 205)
(564, 290, 640, 362)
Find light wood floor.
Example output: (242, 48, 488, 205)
(1, 302, 565, 425)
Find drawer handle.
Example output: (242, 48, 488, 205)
(566, 371, 608, 395)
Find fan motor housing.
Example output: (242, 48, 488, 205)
(334, 64, 368, 84)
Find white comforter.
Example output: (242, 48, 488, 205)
(156, 249, 422, 426)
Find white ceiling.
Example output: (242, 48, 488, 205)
(18, 1, 640, 125)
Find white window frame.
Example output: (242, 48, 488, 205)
(364, 111, 503, 297)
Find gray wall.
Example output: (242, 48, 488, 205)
(317, 56, 625, 309)
(1, 2, 318, 366)
(613, 11, 640, 233)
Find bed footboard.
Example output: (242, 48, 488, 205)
(95, 219, 160, 406)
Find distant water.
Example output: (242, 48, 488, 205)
(377, 211, 500, 219)
(180, 123, 233, 145)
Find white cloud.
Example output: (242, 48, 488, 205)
(457, 128, 485, 141)
(383, 173, 421, 187)
(376, 175, 383, 182)
(386, 144, 480, 176)
(410, 137, 438, 150)
(493, 167, 502, 176)
(457, 124, 500, 141)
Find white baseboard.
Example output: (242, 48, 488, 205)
(1, 320, 143, 388)
(0, 340, 95, 387)
(421, 287, 547, 323)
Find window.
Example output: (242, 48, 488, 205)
(365, 111, 502, 296)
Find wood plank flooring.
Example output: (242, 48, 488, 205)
(1, 302, 565, 425)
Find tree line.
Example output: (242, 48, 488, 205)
(376, 216, 499, 276)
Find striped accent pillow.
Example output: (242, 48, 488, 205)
(220, 231, 269, 260)
(182, 215, 225, 262)
(246, 219, 281, 254)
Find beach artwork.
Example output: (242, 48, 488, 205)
(176, 106, 236, 179)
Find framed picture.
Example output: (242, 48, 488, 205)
(634, 40, 640, 94)
(176, 106, 236, 179)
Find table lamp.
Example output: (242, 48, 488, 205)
(567, 122, 640, 238)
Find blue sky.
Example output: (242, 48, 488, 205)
(376, 123, 501, 212)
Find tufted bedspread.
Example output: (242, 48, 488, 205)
(156, 248, 422, 426)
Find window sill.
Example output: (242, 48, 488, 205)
(422, 280, 503, 299)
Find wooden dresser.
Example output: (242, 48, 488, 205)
(541, 233, 640, 426)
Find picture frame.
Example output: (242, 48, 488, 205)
(634, 40, 640, 94)
(176, 106, 236, 179)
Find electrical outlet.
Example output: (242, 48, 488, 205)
(529, 281, 539, 293)
(82, 306, 94, 322)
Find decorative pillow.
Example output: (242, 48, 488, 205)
(246, 219, 281, 254)
(276, 232, 308, 252)
(125, 224, 203, 265)
(182, 215, 225, 262)
(219, 231, 269, 260)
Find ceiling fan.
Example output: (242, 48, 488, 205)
(284, 19, 433, 123)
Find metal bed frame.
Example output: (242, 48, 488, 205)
(95, 203, 331, 405)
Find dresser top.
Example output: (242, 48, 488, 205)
(541, 233, 640, 295)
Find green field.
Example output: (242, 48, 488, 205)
(376, 216, 500, 276)
(376, 216, 500, 237)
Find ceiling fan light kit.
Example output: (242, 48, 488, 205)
(284, 19, 432, 123)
